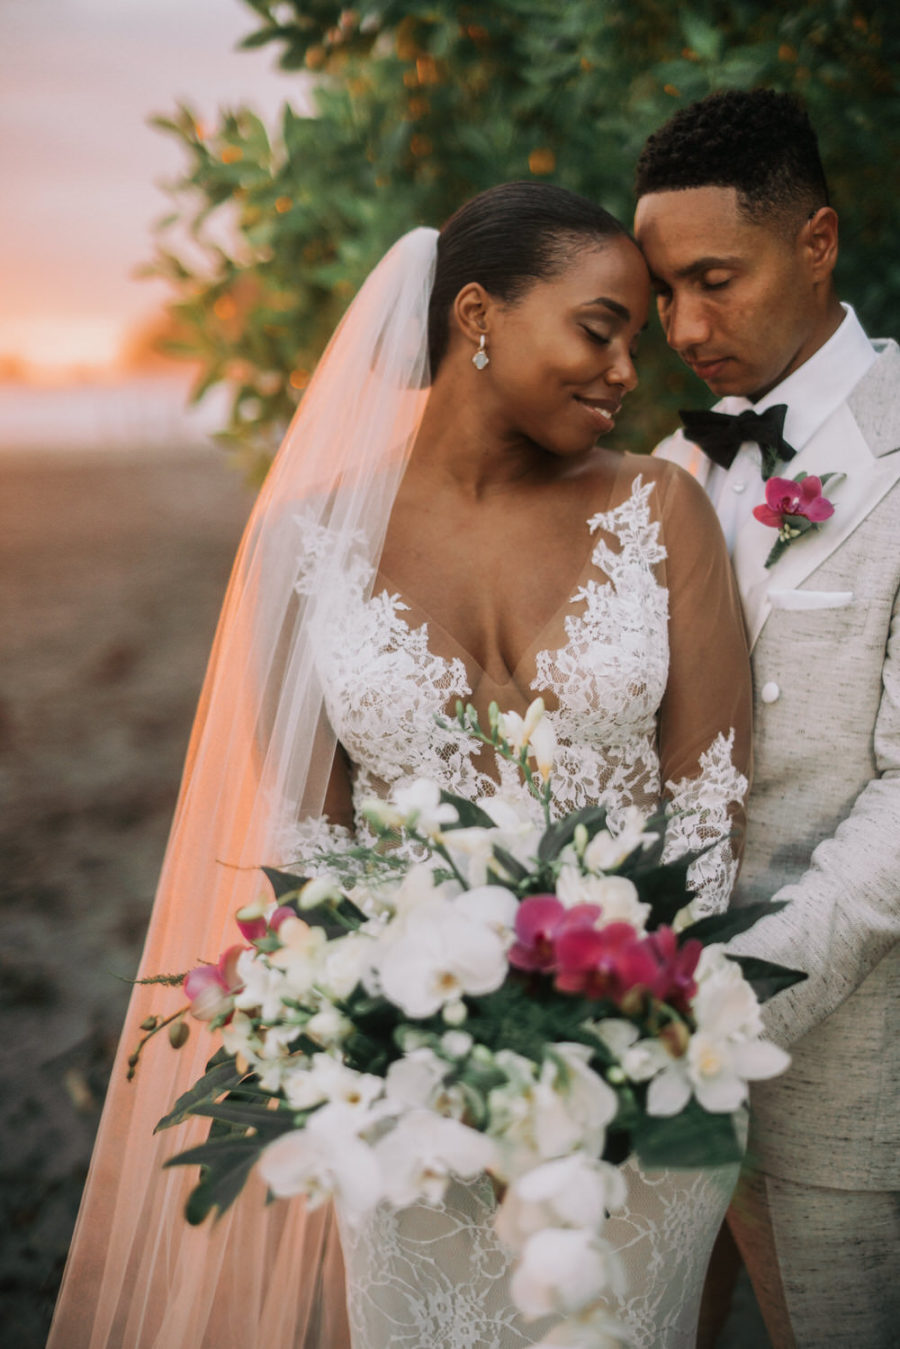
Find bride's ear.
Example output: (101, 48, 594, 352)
(452, 282, 492, 344)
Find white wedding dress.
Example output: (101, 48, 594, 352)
(287, 462, 750, 1348)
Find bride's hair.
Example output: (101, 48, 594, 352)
(428, 181, 630, 372)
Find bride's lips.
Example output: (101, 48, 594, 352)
(573, 395, 621, 433)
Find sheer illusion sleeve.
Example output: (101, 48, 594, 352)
(654, 462, 753, 919)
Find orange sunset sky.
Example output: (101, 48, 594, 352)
(2, 0, 305, 383)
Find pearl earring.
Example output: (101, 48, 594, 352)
(472, 334, 489, 370)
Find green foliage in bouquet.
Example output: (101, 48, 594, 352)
(147, 0, 899, 476)
(142, 699, 804, 1231)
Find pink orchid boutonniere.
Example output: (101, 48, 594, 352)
(753, 471, 842, 568)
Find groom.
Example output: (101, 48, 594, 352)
(634, 89, 899, 1346)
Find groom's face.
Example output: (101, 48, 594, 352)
(634, 185, 820, 400)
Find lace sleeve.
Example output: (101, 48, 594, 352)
(654, 463, 752, 920)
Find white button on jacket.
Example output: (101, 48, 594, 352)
(760, 681, 780, 704)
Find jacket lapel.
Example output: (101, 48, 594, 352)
(734, 342, 900, 650)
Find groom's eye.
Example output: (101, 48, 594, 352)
(701, 273, 732, 291)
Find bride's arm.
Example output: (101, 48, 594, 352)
(653, 462, 753, 918)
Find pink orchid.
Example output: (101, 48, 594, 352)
(643, 927, 703, 1015)
(753, 474, 834, 529)
(507, 895, 603, 973)
(553, 921, 657, 1002)
(184, 944, 245, 1021)
(235, 901, 295, 942)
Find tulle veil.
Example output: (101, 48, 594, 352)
(48, 226, 439, 1348)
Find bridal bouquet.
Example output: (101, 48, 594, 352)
(138, 700, 801, 1347)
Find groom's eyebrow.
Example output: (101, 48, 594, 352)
(674, 255, 743, 278)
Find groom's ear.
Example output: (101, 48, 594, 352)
(453, 282, 492, 343)
(801, 206, 839, 284)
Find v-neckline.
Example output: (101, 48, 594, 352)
(374, 524, 603, 689)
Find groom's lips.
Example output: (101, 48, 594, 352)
(687, 356, 731, 381)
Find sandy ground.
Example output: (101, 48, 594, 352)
(0, 448, 769, 1347)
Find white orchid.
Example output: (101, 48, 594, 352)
(374, 1110, 498, 1206)
(282, 1053, 384, 1116)
(510, 1227, 625, 1318)
(495, 1152, 626, 1252)
(489, 1045, 617, 1176)
(647, 1025, 790, 1116)
(384, 1048, 449, 1110)
(258, 1115, 383, 1215)
(374, 898, 507, 1018)
(555, 866, 650, 931)
(452, 884, 519, 940)
(693, 945, 765, 1040)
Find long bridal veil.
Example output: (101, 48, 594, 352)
(48, 227, 439, 1349)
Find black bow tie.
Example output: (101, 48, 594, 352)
(679, 404, 796, 479)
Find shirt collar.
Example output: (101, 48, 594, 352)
(715, 304, 878, 451)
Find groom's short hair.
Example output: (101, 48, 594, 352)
(634, 89, 830, 228)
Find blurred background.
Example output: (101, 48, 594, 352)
(2, 1, 897, 1343)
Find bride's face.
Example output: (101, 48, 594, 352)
(485, 236, 649, 456)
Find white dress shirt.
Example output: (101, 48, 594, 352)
(708, 305, 877, 551)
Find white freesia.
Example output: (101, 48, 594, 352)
(391, 777, 459, 837)
(267, 916, 327, 998)
(298, 876, 342, 908)
(495, 1153, 627, 1252)
(446, 797, 540, 886)
(375, 899, 507, 1017)
(258, 1115, 383, 1215)
(555, 867, 650, 930)
(374, 1110, 498, 1206)
(510, 1227, 625, 1318)
(305, 1004, 352, 1047)
(583, 807, 655, 873)
(497, 697, 546, 755)
(529, 714, 557, 780)
(233, 949, 291, 1022)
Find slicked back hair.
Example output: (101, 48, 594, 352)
(428, 181, 630, 374)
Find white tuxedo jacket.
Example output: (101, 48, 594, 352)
(656, 340, 900, 1190)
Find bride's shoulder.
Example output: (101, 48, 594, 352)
(570, 449, 710, 518)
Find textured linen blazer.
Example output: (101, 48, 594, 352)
(656, 340, 900, 1191)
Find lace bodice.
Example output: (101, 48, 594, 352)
(289, 465, 751, 1348)
(293, 473, 746, 919)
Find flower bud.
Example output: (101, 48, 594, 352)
(140, 1015, 159, 1031)
(168, 1020, 190, 1049)
(660, 1021, 691, 1058)
(442, 999, 467, 1026)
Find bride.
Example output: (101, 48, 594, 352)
(49, 182, 751, 1348)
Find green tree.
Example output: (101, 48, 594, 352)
(149, 0, 899, 473)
